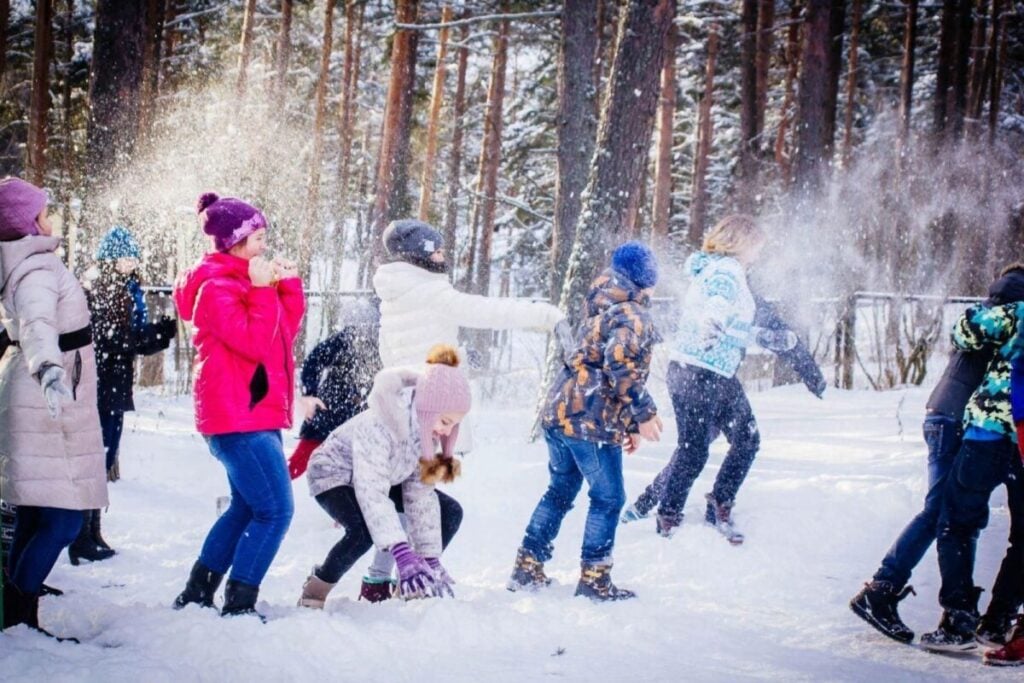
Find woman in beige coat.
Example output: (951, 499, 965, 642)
(0, 177, 107, 639)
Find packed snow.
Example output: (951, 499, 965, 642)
(1, 381, 1015, 682)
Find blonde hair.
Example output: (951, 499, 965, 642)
(425, 344, 460, 367)
(702, 214, 765, 256)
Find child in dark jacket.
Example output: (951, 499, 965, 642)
(72, 226, 175, 564)
(507, 242, 663, 602)
(286, 297, 382, 480)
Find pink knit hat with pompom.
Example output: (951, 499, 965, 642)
(414, 349, 472, 461)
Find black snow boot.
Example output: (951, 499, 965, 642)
(574, 562, 636, 602)
(977, 611, 1017, 647)
(920, 589, 983, 653)
(67, 510, 115, 565)
(507, 547, 552, 592)
(173, 560, 224, 610)
(90, 509, 113, 552)
(221, 579, 265, 622)
(2, 581, 77, 642)
(704, 493, 744, 545)
(849, 580, 916, 644)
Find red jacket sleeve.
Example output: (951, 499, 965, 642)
(194, 281, 281, 363)
(276, 277, 306, 336)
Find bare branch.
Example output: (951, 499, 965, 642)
(396, 10, 561, 31)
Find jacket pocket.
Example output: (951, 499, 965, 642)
(249, 363, 269, 410)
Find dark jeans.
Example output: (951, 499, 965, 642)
(655, 362, 760, 517)
(314, 485, 462, 584)
(100, 410, 125, 471)
(521, 427, 626, 564)
(873, 414, 961, 589)
(198, 430, 294, 586)
(6, 506, 82, 594)
(936, 437, 1024, 612)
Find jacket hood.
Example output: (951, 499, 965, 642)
(173, 251, 249, 322)
(685, 251, 742, 279)
(585, 268, 649, 318)
(372, 261, 445, 303)
(0, 235, 61, 296)
(988, 267, 1024, 306)
(366, 366, 421, 443)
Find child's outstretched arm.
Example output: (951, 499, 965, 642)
(436, 280, 565, 333)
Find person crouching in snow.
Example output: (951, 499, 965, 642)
(354, 218, 571, 602)
(634, 214, 795, 544)
(0, 177, 108, 639)
(286, 297, 381, 480)
(71, 225, 176, 565)
(171, 193, 305, 620)
(297, 345, 470, 607)
(508, 242, 663, 602)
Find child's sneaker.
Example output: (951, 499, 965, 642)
(984, 620, 1024, 667)
(619, 504, 649, 524)
(920, 608, 981, 653)
(976, 611, 1015, 647)
(507, 547, 551, 592)
(574, 562, 636, 602)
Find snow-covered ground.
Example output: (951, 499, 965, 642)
(2, 383, 1016, 682)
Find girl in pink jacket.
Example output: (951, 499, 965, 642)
(171, 193, 304, 620)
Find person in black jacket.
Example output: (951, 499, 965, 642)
(287, 296, 382, 480)
(850, 264, 1024, 646)
(73, 226, 176, 564)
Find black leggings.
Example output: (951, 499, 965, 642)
(314, 485, 462, 583)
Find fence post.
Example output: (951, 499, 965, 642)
(839, 294, 857, 389)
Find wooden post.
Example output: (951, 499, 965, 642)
(417, 5, 453, 222)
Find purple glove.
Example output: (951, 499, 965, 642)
(391, 542, 437, 598)
(425, 557, 455, 598)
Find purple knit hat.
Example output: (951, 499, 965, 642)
(0, 177, 47, 242)
(196, 192, 268, 252)
(414, 350, 472, 461)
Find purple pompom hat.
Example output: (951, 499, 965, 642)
(196, 192, 268, 252)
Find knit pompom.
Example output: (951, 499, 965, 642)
(425, 344, 460, 368)
(196, 192, 219, 214)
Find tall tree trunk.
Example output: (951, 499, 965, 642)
(139, 0, 166, 138)
(0, 0, 10, 87)
(754, 0, 774, 151)
(417, 5, 453, 223)
(966, 0, 989, 126)
(651, 21, 676, 241)
(842, 0, 862, 167)
(302, 0, 336, 282)
(934, 0, 957, 138)
(160, 1, 178, 89)
(898, 0, 918, 153)
(988, 4, 1007, 144)
(950, 0, 974, 136)
(690, 25, 718, 247)
(28, 0, 54, 186)
(86, 0, 146, 188)
(737, 0, 758, 202)
(469, 12, 510, 295)
(822, 0, 845, 159)
(443, 22, 469, 279)
(59, 0, 75, 268)
(559, 0, 676, 323)
(792, 0, 834, 192)
(275, 0, 293, 95)
(236, 0, 257, 96)
(336, 0, 363, 220)
(550, 0, 599, 299)
(370, 0, 420, 268)
(775, 0, 801, 184)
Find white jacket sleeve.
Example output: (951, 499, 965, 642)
(11, 265, 62, 376)
(696, 266, 749, 347)
(434, 280, 564, 332)
(351, 421, 407, 551)
(401, 476, 442, 557)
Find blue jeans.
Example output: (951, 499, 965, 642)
(198, 431, 294, 586)
(521, 428, 626, 564)
(874, 414, 961, 589)
(6, 506, 82, 594)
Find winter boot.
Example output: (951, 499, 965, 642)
(849, 580, 916, 644)
(298, 568, 336, 609)
(358, 577, 396, 603)
(2, 582, 77, 642)
(705, 493, 744, 545)
(977, 611, 1016, 647)
(655, 511, 683, 538)
(67, 511, 115, 565)
(920, 590, 983, 653)
(619, 503, 649, 524)
(984, 619, 1024, 667)
(574, 562, 636, 602)
(173, 560, 224, 610)
(506, 548, 552, 592)
(221, 579, 264, 621)
(90, 509, 113, 552)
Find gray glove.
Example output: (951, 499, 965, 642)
(40, 365, 72, 419)
(553, 319, 576, 366)
(754, 327, 799, 353)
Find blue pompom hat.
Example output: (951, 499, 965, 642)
(96, 225, 142, 261)
(611, 241, 658, 289)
